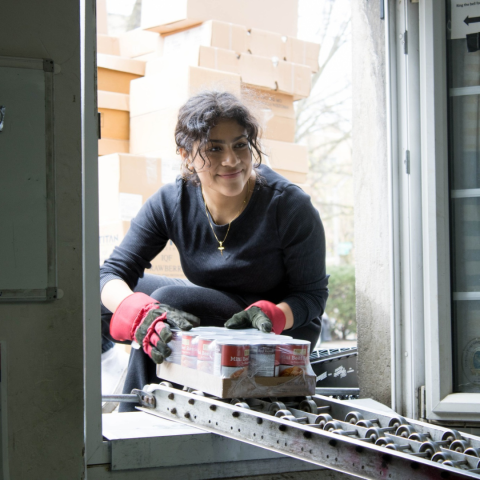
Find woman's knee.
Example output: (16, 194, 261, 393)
(149, 285, 192, 310)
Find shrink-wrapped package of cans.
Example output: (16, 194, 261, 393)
(164, 326, 315, 380)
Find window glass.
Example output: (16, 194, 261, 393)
(447, 2, 480, 393)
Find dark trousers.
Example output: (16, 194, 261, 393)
(101, 274, 321, 412)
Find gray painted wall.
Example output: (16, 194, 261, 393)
(0, 1, 85, 478)
(352, 1, 392, 406)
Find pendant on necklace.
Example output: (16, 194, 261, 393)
(218, 241, 225, 255)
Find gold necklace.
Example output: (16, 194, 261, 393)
(202, 180, 250, 255)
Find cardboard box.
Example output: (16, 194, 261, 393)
(130, 107, 296, 154)
(262, 139, 308, 184)
(100, 222, 185, 279)
(98, 153, 185, 278)
(163, 20, 246, 56)
(261, 115, 296, 142)
(242, 88, 295, 119)
(130, 108, 179, 156)
(242, 89, 296, 141)
(162, 21, 319, 73)
(97, 54, 145, 94)
(145, 46, 311, 99)
(161, 21, 319, 73)
(96, 0, 108, 35)
(99, 153, 165, 224)
(157, 361, 316, 398)
(141, 0, 298, 37)
(245, 28, 287, 59)
(97, 35, 120, 56)
(130, 65, 241, 117)
(286, 38, 321, 74)
(98, 139, 130, 156)
(118, 29, 162, 58)
(98, 91, 130, 141)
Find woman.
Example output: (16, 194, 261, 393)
(100, 91, 328, 409)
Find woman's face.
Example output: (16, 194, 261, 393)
(189, 118, 254, 198)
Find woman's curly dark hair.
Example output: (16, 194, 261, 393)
(175, 90, 263, 182)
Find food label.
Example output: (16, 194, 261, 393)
(214, 343, 250, 378)
(278, 343, 309, 377)
(197, 338, 214, 362)
(278, 365, 307, 376)
(181, 334, 198, 357)
(279, 344, 309, 365)
(249, 344, 276, 377)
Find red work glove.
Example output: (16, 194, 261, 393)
(224, 300, 286, 334)
(110, 292, 200, 363)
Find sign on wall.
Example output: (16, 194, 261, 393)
(451, 1, 480, 39)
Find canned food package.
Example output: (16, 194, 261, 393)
(278, 339, 315, 377)
(159, 327, 316, 397)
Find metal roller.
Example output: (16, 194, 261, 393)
(375, 437, 392, 447)
(395, 424, 417, 438)
(128, 384, 480, 479)
(388, 415, 408, 429)
(355, 420, 377, 428)
(443, 460, 469, 469)
(267, 401, 287, 415)
(274, 409, 292, 418)
(465, 447, 480, 457)
(442, 429, 463, 444)
(365, 426, 396, 441)
(314, 413, 333, 428)
(344, 411, 364, 424)
(385, 444, 429, 458)
(324, 420, 344, 432)
(451, 439, 471, 453)
(297, 399, 320, 413)
(419, 440, 449, 456)
(408, 432, 431, 442)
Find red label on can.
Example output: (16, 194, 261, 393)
(219, 344, 250, 367)
(197, 338, 214, 361)
(181, 334, 197, 357)
(279, 344, 309, 366)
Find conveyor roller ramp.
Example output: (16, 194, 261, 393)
(126, 384, 480, 479)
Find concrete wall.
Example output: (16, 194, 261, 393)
(0, 1, 85, 478)
(352, 1, 392, 406)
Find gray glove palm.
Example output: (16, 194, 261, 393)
(224, 307, 272, 333)
(135, 304, 200, 364)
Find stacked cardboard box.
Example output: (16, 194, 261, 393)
(97, 0, 317, 278)
(97, 54, 145, 155)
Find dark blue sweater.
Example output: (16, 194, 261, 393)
(100, 165, 328, 330)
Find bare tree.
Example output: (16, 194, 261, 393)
(296, 1, 353, 258)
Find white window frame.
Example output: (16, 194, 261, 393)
(418, 0, 480, 421)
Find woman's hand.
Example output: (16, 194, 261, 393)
(224, 300, 288, 334)
(110, 293, 200, 364)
